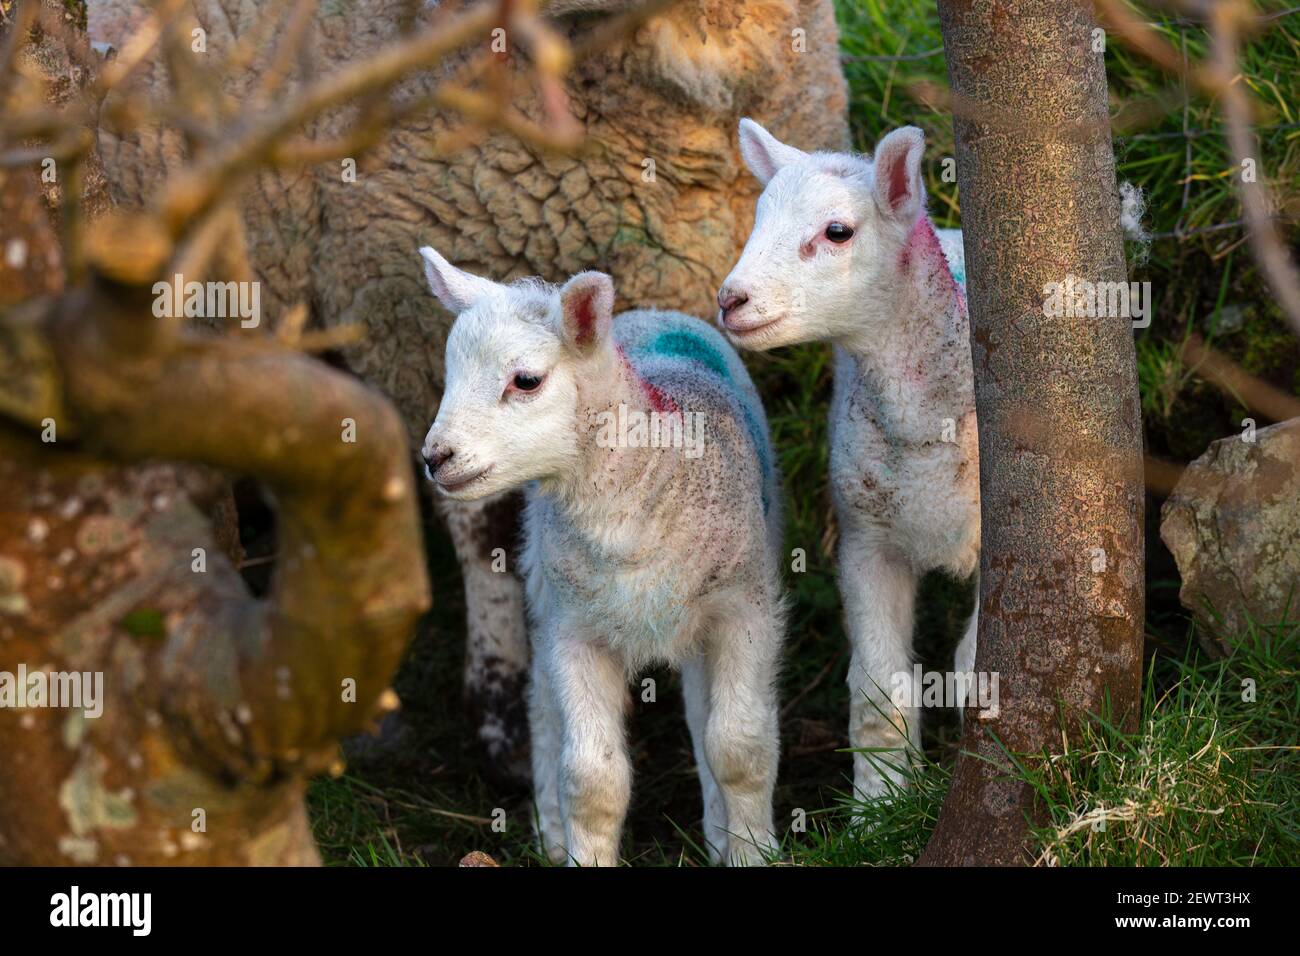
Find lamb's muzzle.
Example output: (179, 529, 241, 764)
(716, 286, 749, 324)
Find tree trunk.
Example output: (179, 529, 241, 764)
(919, 0, 1145, 866)
(0, 7, 430, 865)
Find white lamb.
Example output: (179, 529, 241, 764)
(417, 246, 786, 866)
(716, 119, 979, 802)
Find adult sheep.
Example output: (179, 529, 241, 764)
(87, 0, 850, 782)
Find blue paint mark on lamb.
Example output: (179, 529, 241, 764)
(622, 317, 776, 513)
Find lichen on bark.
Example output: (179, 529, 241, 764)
(0, 13, 430, 860)
(919, 0, 1146, 866)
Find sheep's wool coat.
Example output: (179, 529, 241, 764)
(522, 311, 783, 672)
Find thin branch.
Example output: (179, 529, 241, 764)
(1118, 121, 1300, 141)
(1093, 0, 1250, 100)
(1181, 332, 1300, 422)
(908, 79, 1115, 140)
(94, 0, 189, 95)
(0, 129, 88, 167)
(0, 0, 39, 82)
(156, 0, 507, 233)
(1147, 213, 1294, 240)
(254, 0, 320, 104)
(1211, 0, 1300, 339)
(269, 0, 684, 168)
(841, 46, 946, 63)
(1145, 456, 1186, 497)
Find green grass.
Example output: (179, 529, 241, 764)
(777, 617, 1299, 867)
(306, 0, 1300, 866)
(1023, 622, 1299, 867)
(309, 542, 1297, 867)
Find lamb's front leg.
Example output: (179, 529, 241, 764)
(546, 635, 631, 867)
(839, 532, 921, 801)
(703, 601, 781, 866)
(527, 654, 566, 864)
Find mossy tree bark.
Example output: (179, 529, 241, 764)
(919, 0, 1145, 865)
(0, 207, 431, 866)
(0, 204, 431, 866)
(0, 7, 430, 865)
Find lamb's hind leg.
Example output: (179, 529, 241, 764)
(955, 598, 978, 680)
(438, 492, 531, 786)
(954, 587, 981, 724)
(682, 657, 726, 864)
(703, 600, 781, 866)
(839, 534, 921, 802)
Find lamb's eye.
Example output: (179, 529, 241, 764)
(511, 372, 543, 393)
(825, 222, 854, 243)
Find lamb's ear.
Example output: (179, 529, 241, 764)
(738, 118, 807, 186)
(558, 271, 615, 355)
(871, 126, 926, 224)
(418, 246, 500, 314)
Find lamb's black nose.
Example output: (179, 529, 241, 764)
(717, 288, 749, 318)
(424, 445, 454, 474)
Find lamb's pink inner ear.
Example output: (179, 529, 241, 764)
(571, 288, 598, 348)
(874, 129, 924, 220)
(561, 272, 613, 352)
(888, 151, 912, 210)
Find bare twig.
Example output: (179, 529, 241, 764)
(0, 129, 87, 167)
(95, 0, 189, 95)
(1092, 0, 1266, 117)
(841, 46, 946, 63)
(1145, 456, 1186, 497)
(1147, 214, 1294, 241)
(254, 0, 320, 104)
(1210, 0, 1300, 340)
(1118, 121, 1300, 141)
(272, 0, 683, 168)
(909, 79, 1114, 140)
(1182, 333, 1300, 422)
(156, 0, 507, 233)
(0, 0, 39, 82)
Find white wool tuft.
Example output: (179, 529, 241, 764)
(1119, 181, 1151, 266)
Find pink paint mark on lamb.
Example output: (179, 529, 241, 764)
(617, 347, 679, 415)
(899, 217, 960, 296)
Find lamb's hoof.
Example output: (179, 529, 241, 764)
(540, 837, 569, 866)
(849, 783, 909, 833)
(725, 837, 777, 867)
